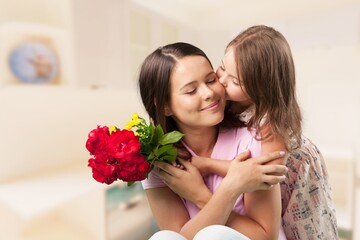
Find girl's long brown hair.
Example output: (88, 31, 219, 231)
(227, 25, 302, 150)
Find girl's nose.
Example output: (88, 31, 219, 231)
(218, 76, 227, 88)
(216, 67, 227, 87)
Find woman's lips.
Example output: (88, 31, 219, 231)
(201, 100, 220, 111)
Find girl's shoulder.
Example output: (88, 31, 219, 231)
(236, 105, 255, 125)
(286, 136, 325, 171)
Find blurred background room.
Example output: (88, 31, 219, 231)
(0, 0, 359, 239)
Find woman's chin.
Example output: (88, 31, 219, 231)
(210, 114, 225, 126)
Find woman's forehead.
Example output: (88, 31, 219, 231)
(171, 56, 213, 84)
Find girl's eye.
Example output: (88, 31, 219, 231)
(232, 78, 240, 86)
(207, 78, 216, 84)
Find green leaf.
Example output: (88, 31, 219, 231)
(152, 146, 159, 157)
(157, 145, 173, 157)
(151, 125, 164, 146)
(161, 154, 177, 162)
(147, 151, 155, 161)
(160, 147, 177, 162)
(159, 131, 184, 145)
(166, 147, 177, 156)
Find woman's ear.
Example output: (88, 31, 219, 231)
(164, 105, 172, 116)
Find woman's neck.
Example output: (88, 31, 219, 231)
(181, 126, 218, 157)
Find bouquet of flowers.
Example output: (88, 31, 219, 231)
(86, 113, 184, 185)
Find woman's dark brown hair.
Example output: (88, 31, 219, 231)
(138, 42, 214, 133)
(227, 25, 302, 149)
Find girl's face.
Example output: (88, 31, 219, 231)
(216, 47, 252, 107)
(167, 55, 226, 131)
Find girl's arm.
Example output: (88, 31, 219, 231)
(155, 151, 287, 239)
(191, 156, 230, 177)
(192, 125, 286, 177)
(238, 125, 286, 238)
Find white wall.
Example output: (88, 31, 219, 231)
(294, 47, 360, 150)
(0, 0, 72, 30)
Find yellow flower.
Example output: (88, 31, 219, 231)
(109, 125, 117, 134)
(125, 112, 141, 130)
(131, 112, 141, 126)
(124, 121, 133, 130)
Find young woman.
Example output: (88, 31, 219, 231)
(139, 42, 288, 240)
(192, 25, 338, 239)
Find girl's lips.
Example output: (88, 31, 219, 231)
(201, 100, 220, 111)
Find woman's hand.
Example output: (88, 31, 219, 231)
(174, 142, 192, 161)
(155, 160, 212, 208)
(222, 150, 287, 195)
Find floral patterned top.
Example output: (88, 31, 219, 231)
(238, 107, 338, 240)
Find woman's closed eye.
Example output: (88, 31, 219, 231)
(206, 78, 217, 85)
(185, 88, 197, 95)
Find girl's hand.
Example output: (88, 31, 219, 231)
(155, 160, 211, 208)
(190, 156, 210, 176)
(222, 150, 287, 195)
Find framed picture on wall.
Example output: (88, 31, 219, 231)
(8, 37, 60, 85)
(0, 22, 73, 86)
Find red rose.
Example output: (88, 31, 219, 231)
(108, 130, 140, 159)
(88, 156, 119, 184)
(86, 126, 109, 156)
(117, 153, 150, 182)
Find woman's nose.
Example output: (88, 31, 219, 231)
(202, 85, 214, 100)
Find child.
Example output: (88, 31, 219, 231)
(192, 25, 338, 239)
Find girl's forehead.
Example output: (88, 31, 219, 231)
(222, 49, 237, 71)
(223, 47, 235, 61)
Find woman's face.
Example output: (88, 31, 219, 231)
(167, 55, 226, 131)
(216, 47, 251, 107)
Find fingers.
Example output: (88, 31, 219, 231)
(261, 164, 288, 175)
(255, 151, 286, 165)
(172, 160, 185, 170)
(262, 174, 286, 185)
(154, 161, 179, 176)
(234, 150, 251, 162)
(177, 159, 193, 170)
